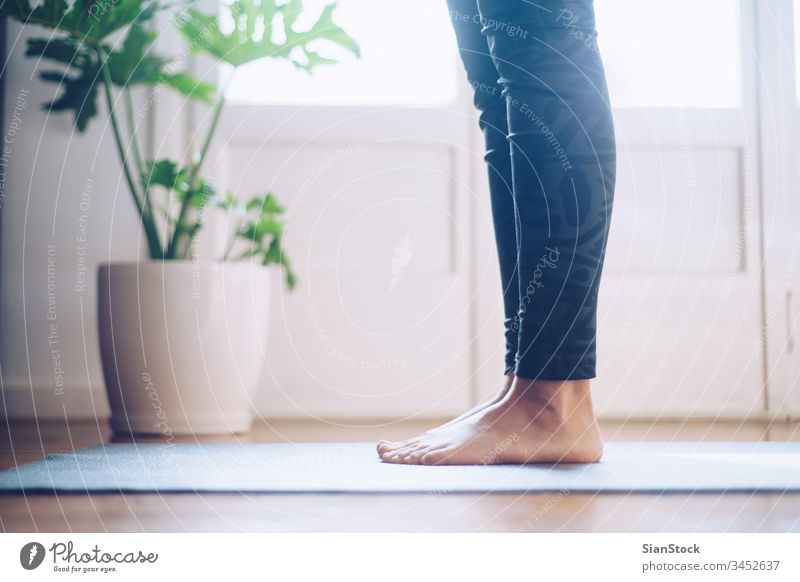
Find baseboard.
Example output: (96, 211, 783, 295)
(2, 384, 798, 423)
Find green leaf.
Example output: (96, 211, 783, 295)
(7, 0, 158, 41)
(262, 237, 296, 289)
(143, 160, 213, 206)
(0, 0, 33, 20)
(260, 192, 285, 213)
(106, 23, 217, 101)
(292, 48, 336, 72)
(280, 254, 297, 289)
(26, 36, 87, 66)
(107, 23, 164, 85)
(176, 0, 359, 68)
(160, 71, 216, 104)
(280, 0, 302, 30)
(39, 63, 101, 132)
(221, 191, 238, 209)
(70, 0, 158, 42)
(190, 178, 216, 207)
(27, 35, 103, 132)
(223, 189, 296, 289)
(287, 4, 360, 58)
(284, 266, 297, 289)
(246, 191, 284, 214)
(262, 235, 283, 262)
(31, 0, 68, 27)
(211, 190, 244, 213)
(58, 0, 98, 35)
(176, 8, 228, 58)
(29, 21, 217, 133)
(26, 18, 191, 132)
(238, 216, 282, 240)
(144, 159, 184, 190)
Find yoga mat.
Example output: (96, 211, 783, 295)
(1, 441, 799, 494)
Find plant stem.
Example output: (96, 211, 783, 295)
(222, 215, 242, 261)
(97, 46, 164, 258)
(166, 92, 226, 259)
(124, 86, 160, 246)
(123, 87, 146, 180)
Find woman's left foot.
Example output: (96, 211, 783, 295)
(376, 377, 603, 465)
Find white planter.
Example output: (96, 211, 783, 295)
(98, 261, 270, 435)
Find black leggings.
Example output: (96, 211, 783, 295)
(447, 0, 616, 380)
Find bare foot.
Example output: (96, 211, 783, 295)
(376, 373, 515, 456)
(376, 377, 603, 465)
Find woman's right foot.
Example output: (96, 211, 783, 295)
(376, 372, 515, 456)
(378, 377, 603, 465)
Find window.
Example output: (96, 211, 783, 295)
(595, 0, 741, 108)
(225, 0, 460, 106)
(226, 0, 741, 109)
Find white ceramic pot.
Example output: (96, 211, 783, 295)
(98, 261, 270, 435)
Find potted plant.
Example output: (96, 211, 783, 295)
(2, 0, 359, 434)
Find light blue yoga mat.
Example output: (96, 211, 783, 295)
(0, 441, 799, 494)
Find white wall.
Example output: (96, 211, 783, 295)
(0, 22, 143, 419)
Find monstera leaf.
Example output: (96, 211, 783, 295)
(2, 0, 158, 42)
(159, 71, 216, 103)
(26, 36, 100, 131)
(107, 23, 216, 102)
(176, 0, 359, 69)
(107, 23, 169, 85)
(4, 0, 352, 274)
(25, 20, 216, 131)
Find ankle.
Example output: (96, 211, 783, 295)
(509, 377, 594, 418)
(504, 371, 516, 389)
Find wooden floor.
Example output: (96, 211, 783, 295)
(1, 417, 799, 532)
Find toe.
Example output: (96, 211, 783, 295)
(378, 436, 424, 456)
(390, 443, 422, 461)
(376, 440, 400, 456)
(403, 446, 437, 464)
(381, 451, 406, 464)
(391, 439, 438, 464)
(402, 451, 423, 464)
(405, 443, 448, 464)
(421, 447, 457, 465)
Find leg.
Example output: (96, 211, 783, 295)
(445, 0, 522, 376)
(382, 0, 615, 465)
(492, 2, 616, 382)
(377, 0, 520, 456)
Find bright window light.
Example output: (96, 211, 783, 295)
(224, 0, 460, 106)
(596, 0, 741, 108)
(225, 0, 741, 109)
